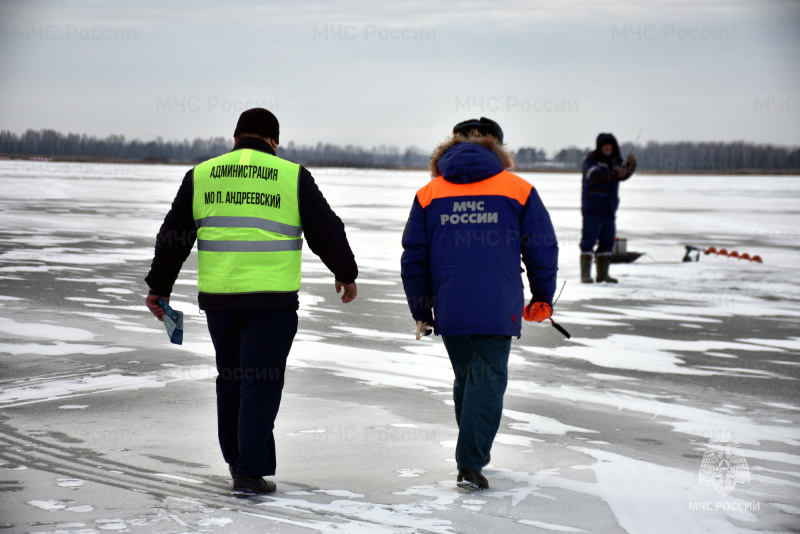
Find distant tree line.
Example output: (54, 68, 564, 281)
(554, 141, 800, 172)
(1, 129, 798, 172)
(0, 129, 231, 164)
(278, 141, 429, 168)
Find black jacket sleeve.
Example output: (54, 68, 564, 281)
(298, 167, 358, 283)
(144, 169, 197, 296)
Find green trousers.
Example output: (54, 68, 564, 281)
(442, 335, 511, 471)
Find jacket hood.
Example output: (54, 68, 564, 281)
(592, 132, 622, 165)
(430, 133, 515, 183)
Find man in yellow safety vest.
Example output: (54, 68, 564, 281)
(145, 108, 358, 496)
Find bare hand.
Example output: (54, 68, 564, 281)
(335, 280, 357, 304)
(145, 294, 168, 322)
(415, 321, 432, 340)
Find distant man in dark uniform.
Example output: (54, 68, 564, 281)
(401, 117, 558, 490)
(580, 133, 636, 283)
(145, 108, 358, 495)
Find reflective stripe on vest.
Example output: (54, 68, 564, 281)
(195, 216, 303, 238)
(197, 239, 303, 252)
(192, 149, 302, 294)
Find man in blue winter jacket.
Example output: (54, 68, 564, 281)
(401, 117, 558, 490)
(580, 133, 636, 283)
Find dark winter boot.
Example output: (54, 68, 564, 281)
(457, 470, 489, 490)
(232, 474, 277, 496)
(595, 255, 618, 283)
(580, 254, 594, 284)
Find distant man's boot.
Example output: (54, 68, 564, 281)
(580, 254, 594, 284)
(595, 255, 618, 283)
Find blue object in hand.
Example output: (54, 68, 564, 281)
(158, 297, 183, 345)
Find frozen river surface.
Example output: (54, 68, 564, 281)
(0, 160, 799, 533)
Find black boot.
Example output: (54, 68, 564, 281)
(457, 469, 489, 490)
(595, 255, 618, 283)
(232, 474, 277, 496)
(580, 254, 594, 284)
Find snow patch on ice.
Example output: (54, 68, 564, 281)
(586, 373, 638, 382)
(155, 473, 203, 484)
(517, 519, 587, 532)
(508, 380, 800, 446)
(770, 502, 800, 515)
(521, 333, 788, 376)
(1, 247, 152, 265)
(0, 317, 94, 341)
(504, 409, 597, 436)
(57, 477, 84, 488)
(740, 337, 800, 350)
(740, 449, 800, 466)
(314, 489, 364, 498)
(66, 504, 93, 512)
(113, 324, 163, 333)
(461, 498, 485, 511)
(332, 325, 417, 341)
(252, 494, 455, 533)
(97, 287, 134, 294)
(65, 296, 111, 303)
(0, 342, 133, 356)
(761, 402, 800, 411)
(195, 517, 234, 527)
(566, 447, 760, 533)
(553, 311, 628, 327)
(27, 499, 66, 511)
(96, 519, 128, 530)
(0, 364, 216, 407)
(494, 433, 545, 447)
(393, 481, 461, 509)
(26, 500, 93, 512)
(397, 468, 426, 478)
(290, 340, 452, 392)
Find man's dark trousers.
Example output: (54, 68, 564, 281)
(580, 214, 616, 254)
(206, 307, 298, 477)
(442, 334, 511, 471)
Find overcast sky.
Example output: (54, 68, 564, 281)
(1, 0, 798, 155)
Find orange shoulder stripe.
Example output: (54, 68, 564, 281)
(416, 171, 533, 209)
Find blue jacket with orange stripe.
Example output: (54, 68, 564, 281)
(401, 140, 558, 337)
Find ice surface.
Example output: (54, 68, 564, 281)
(0, 162, 798, 533)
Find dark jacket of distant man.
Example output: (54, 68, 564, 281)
(579, 132, 636, 283)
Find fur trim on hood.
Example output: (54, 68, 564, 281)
(429, 133, 515, 178)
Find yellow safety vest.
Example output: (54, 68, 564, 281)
(192, 148, 302, 294)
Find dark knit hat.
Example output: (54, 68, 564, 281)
(453, 117, 504, 143)
(234, 108, 280, 144)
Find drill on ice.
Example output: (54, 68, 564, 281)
(683, 245, 763, 263)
